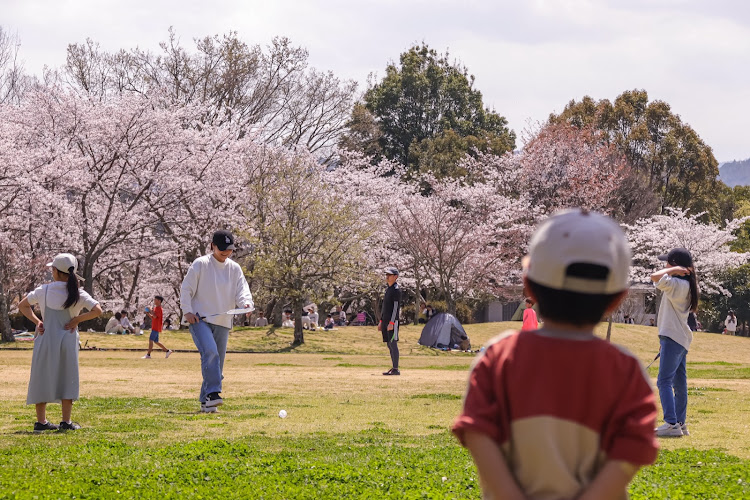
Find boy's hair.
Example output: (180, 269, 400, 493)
(155, 295, 164, 302)
(524, 298, 533, 305)
(527, 279, 621, 326)
(121, 310, 128, 316)
(114, 312, 122, 320)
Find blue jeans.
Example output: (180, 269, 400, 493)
(189, 321, 230, 403)
(656, 335, 688, 424)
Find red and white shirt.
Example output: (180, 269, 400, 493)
(453, 330, 658, 500)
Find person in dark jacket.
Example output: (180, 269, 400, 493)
(379, 267, 402, 375)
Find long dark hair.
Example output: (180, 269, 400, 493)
(686, 267, 699, 313)
(62, 266, 80, 309)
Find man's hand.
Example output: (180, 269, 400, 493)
(387, 323, 394, 331)
(185, 313, 200, 324)
(35, 321, 45, 335)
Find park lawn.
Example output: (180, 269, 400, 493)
(1, 322, 749, 499)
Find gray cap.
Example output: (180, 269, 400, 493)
(384, 267, 399, 276)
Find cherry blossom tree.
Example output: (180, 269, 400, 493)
(626, 208, 750, 294)
(511, 122, 658, 222)
(331, 151, 535, 317)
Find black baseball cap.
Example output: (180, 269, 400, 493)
(658, 248, 693, 267)
(212, 230, 236, 251)
(384, 266, 399, 276)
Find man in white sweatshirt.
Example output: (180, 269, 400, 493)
(180, 230, 254, 413)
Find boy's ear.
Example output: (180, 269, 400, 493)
(604, 289, 629, 314)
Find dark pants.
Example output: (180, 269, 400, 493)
(387, 339, 399, 370)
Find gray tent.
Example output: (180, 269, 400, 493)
(418, 313, 470, 349)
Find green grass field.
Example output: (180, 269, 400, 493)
(2, 322, 749, 499)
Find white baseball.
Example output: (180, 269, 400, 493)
(278, 409, 287, 418)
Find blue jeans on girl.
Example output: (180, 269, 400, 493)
(656, 335, 688, 424)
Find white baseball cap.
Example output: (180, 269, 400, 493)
(47, 253, 83, 280)
(524, 209, 631, 294)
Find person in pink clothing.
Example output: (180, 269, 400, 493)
(522, 298, 538, 330)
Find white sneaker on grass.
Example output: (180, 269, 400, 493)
(680, 422, 690, 436)
(200, 403, 218, 413)
(141, 354, 151, 359)
(655, 422, 683, 437)
(165, 350, 172, 358)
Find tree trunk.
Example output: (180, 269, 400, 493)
(414, 262, 421, 325)
(292, 298, 304, 345)
(266, 298, 279, 327)
(446, 293, 456, 316)
(606, 316, 613, 342)
(0, 279, 14, 342)
(83, 258, 95, 296)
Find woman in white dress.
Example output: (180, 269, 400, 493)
(18, 254, 102, 432)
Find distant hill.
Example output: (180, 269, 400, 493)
(719, 158, 750, 187)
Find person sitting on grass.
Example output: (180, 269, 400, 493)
(282, 311, 294, 328)
(453, 209, 658, 500)
(254, 311, 268, 327)
(105, 312, 125, 334)
(324, 314, 335, 330)
(336, 305, 348, 326)
(18, 253, 103, 433)
(120, 310, 135, 334)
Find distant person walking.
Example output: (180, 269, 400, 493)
(180, 230, 254, 413)
(142, 296, 172, 359)
(652, 248, 699, 438)
(378, 267, 401, 376)
(18, 253, 103, 432)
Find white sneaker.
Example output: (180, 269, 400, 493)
(680, 422, 690, 436)
(141, 354, 151, 359)
(200, 403, 217, 413)
(655, 422, 683, 437)
(165, 350, 172, 358)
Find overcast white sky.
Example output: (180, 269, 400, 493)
(4, 0, 750, 162)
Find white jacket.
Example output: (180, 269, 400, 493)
(180, 254, 254, 329)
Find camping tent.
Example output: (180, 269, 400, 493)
(418, 313, 470, 349)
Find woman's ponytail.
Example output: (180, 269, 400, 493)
(62, 266, 80, 309)
(688, 268, 699, 313)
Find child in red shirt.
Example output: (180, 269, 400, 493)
(453, 209, 658, 500)
(521, 298, 538, 330)
(142, 295, 172, 359)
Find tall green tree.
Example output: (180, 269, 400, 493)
(344, 44, 515, 178)
(550, 89, 724, 221)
